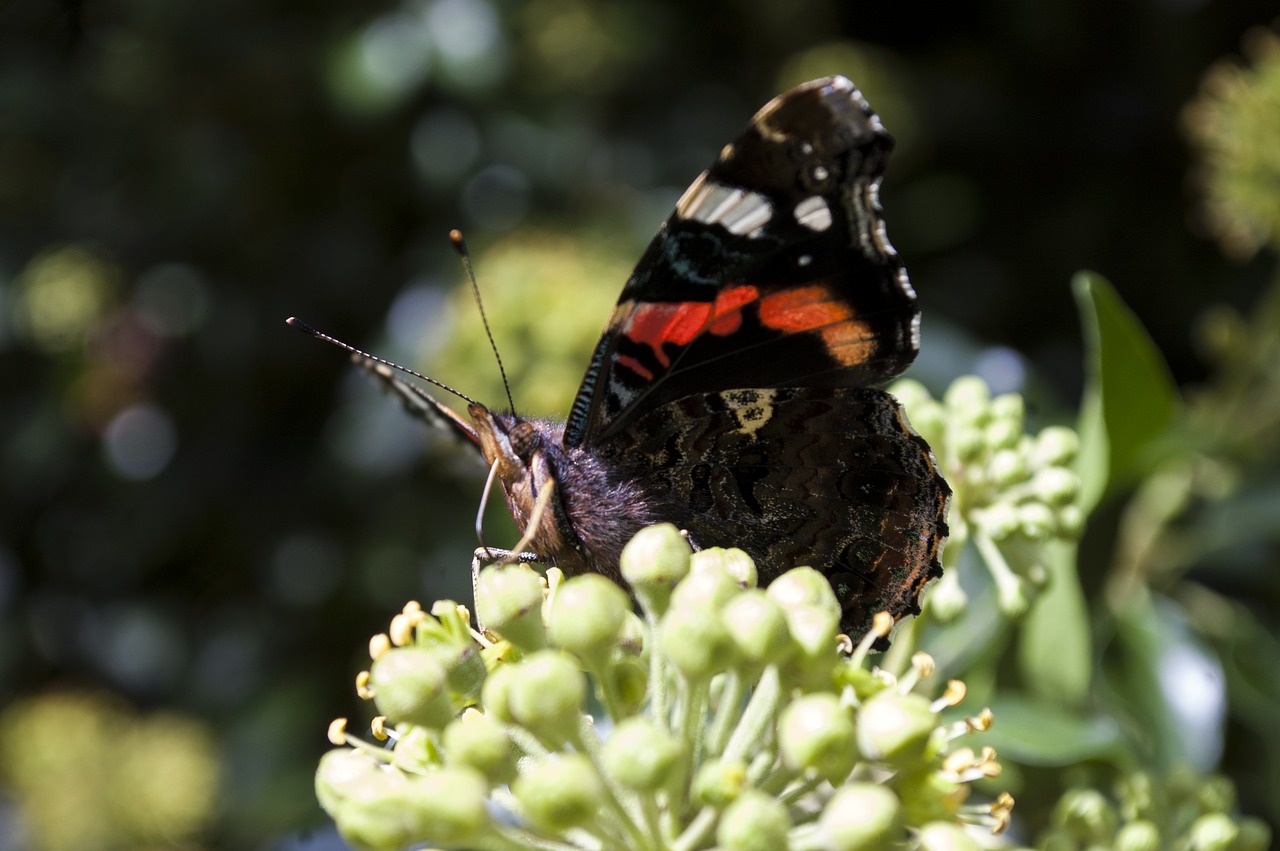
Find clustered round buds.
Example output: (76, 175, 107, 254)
(316, 524, 1013, 850)
(1034, 770, 1270, 851)
(892, 376, 1083, 622)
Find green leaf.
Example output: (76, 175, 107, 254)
(976, 694, 1125, 766)
(1073, 271, 1180, 512)
(1104, 593, 1225, 771)
(1017, 541, 1092, 706)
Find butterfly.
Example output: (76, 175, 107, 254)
(301, 76, 950, 644)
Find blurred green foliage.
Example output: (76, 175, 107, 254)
(2, 0, 1279, 847)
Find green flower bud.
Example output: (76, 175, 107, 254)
(1056, 503, 1085, 537)
(1016, 502, 1057, 541)
(1234, 817, 1273, 851)
(990, 392, 1025, 429)
(690, 546, 758, 587)
(692, 757, 747, 807)
(916, 821, 981, 851)
(924, 569, 969, 622)
(618, 609, 646, 655)
(1195, 774, 1236, 813)
(316, 748, 382, 816)
(658, 606, 735, 682)
(369, 648, 454, 729)
(819, 783, 902, 851)
(950, 424, 987, 463)
(512, 754, 604, 834)
(1032, 467, 1080, 506)
(1032, 425, 1079, 468)
(1188, 813, 1238, 851)
(601, 717, 683, 790)
(478, 660, 517, 723)
(767, 566, 841, 623)
(1052, 788, 1116, 842)
(995, 572, 1030, 618)
(889, 378, 932, 415)
(778, 692, 856, 782)
(474, 563, 546, 651)
(944, 376, 992, 426)
(505, 650, 586, 745)
(716, 789, 790, 851)
(895, 768, 963, 826)
(401, 767, 491, 846)
(391, 725, 436, 773)
(620, 523, 692, 616)
(429, 642, 488, 708)
(607, 656, 650, 717)
(547, 573, 630, 667)
(670, 562, 741, 612)
(986, 418, 1023, 451)
(856, 690, 937, 768)
(904, 397, 945, 451)
(1114, 820, 1161, 851)
(987, 448, 1026, 486)
(443, 711, 515, 783)
(326, 769, 422, 851)
(722, 589, 793, 666)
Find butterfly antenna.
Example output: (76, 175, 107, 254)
(450, 229, 517, 414)
(286, 317, 479, 407)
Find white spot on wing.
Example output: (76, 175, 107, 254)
(677, 176, 773, 237)
(794, 196, 833, 231)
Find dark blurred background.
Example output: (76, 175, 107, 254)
(1, 0, 1277, 847)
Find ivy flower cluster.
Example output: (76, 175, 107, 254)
(1036, 770, 1270, 851)
(891, 377, 1083, 623)
(316, 524, 1013, 851)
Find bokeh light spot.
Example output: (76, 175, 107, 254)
(268, 533, 344, 608)
(462, 165, 531, 231)
(103, 404, 178, 481)
(411, 108, 481, 185)
(134, 263, 210, 337)
(14, 245, 119, 353)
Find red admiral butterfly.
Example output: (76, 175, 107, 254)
(300, 76, 949, 643)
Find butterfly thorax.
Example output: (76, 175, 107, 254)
(468, 403, 671, 582)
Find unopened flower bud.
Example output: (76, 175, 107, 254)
(1032, 426, 1079, 468)
(548, 573, 630, 667)
(369, 648, 454, 729)
(619, 523, 691, 615)
(512, 754, 603, 834)
(1188, 813, 1238, 851)
(443, 711, 515, 783)
(856, 690, 937, 768)
(474, 563, 546, 651)
(659, 607, 735, 681)
(602, 717, 683, 791)
(716, 790, 790, 851)
(505, 650, 586, 745)
(944, 376, 991, 426)
(916, 821, 981, 851)
(1114, 820, 1160, 851)
(722, 590, 793, 666)
(778, 692, 856, 782)
(692, 758, 747, 807)
(819, 783, 902, 851)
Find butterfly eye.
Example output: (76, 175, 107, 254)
(509, 421, 541, 461)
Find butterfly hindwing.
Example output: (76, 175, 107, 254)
(599, 386, 947, 639)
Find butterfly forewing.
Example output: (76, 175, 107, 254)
(565, 76, 918, 449)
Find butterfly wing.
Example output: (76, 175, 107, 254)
(598, 386, 947, 640)
(565, 76, 919, 448)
